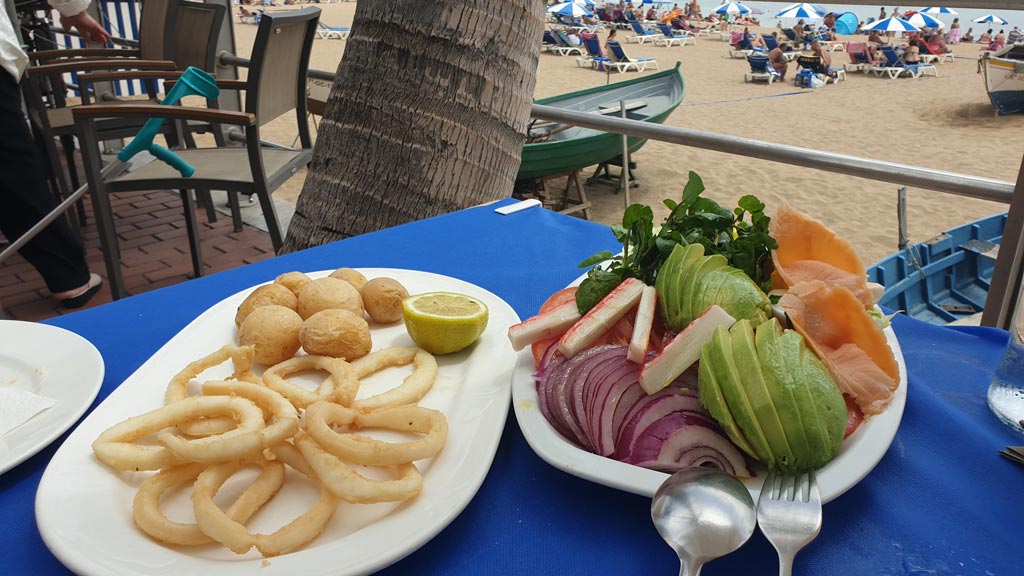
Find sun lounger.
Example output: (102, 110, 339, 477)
(919, 42, 955, 63)
(627, 20, 662, 44)
(744, 54, 781, 84)
(316, 22, 350, 40)
(878, 46, 938, 78)
(763, 35, 799, 61)
(577, 33, 613, 69)
(606, 40, 659, 73)
(549, 30, 584, 56)
(729, 31, 767, 59)
(654, 23, 696, 47)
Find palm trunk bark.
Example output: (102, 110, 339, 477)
(282, 0, 545, 252)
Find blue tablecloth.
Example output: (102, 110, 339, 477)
(1, 199, 1021, 575)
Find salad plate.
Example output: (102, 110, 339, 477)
(511, 275, 908, 504)
(36, 269, 520, 576)
(0, 320, 104, 476)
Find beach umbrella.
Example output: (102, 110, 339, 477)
(713, 2, 751, 16)
(547, 2, 593, 18)
(860, 16, 920, 34)
(908, 12, 944, 30)
(921, 7, 957, 16)
(974, 15, 1009, 26)
(775, 3, 824, 20)
(571, 0, 595, 6)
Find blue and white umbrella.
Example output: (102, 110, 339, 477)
(571, 0, 596, 6)
(775, 3, 825, 20)
(547, 2, 593, 18)
(974, 14, 1009, 26)
(921, 7, 957, 16)
(860, 16, 920, 33)
(908, 12, 944, 30)
(713, 2, 751, 16)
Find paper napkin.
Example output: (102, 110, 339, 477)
(0, 386, 56, 437)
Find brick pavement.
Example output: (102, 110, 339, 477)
(0, 189, 276, 322)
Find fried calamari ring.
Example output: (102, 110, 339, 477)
(133, 460, 284, 546)
(303, 401, 447, 466)
(349, 347, 438, 409)
(262, 355, 358, 409)
(157, 381, 300, 463)
(294, 432, 423, 504)
(167, 345, 259, 437)
(192, 443, 336, 557)
(92, 396, 265, 471)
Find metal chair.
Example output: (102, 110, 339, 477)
(73, 7, 321, 300)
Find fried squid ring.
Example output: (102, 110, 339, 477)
(133, 460, 284, 546)
(167, 345, 259, 436)
(262, 355, 358, 409)
(303, 401, 447, 466)
(92, 396, 265, 471)
(192, 443, 336, 557)
(157, 381, 300, 463)
(349, 347, 438, 409)
(294, 432, 423, 504)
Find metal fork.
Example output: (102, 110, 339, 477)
(756, 469, 822, 576)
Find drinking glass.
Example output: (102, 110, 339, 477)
(988, 304, 1024, 435)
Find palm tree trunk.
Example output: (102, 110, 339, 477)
(282, 0, 545, 252)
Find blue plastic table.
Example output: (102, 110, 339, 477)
(2, 199, 1020, 575)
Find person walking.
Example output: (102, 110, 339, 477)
(1, 0, 109, 307)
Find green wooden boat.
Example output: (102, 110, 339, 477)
(517, 62, 684, 182)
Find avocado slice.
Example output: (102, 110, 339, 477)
(698, 266, 772, 329)
(729, 319, 793, 469)
(655, 243, 704, 332)
(698, 340, 757, 457)
(682, 254, 727, 328)
(792, 332, 847, 459)
(775, 329, 834, 469)
(707, 325, 774, 464)
(755, 319, 813, 471)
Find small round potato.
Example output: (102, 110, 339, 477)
(297, 277, 364, 319)
(235, 284, 298, 327)
(329, 267, 368, 292)
(300, 309, 372, 359)
(274, 271, 312, 297)
(360, 277, 409, 324)
(237, 305, 303, 365)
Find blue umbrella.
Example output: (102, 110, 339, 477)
(860, 16, 920, 33)
(547, 2, 593, 18)
(908, 12, 944, 30)
(775, 3, 824, 20)
(713, 2, 751, 16)
(974, 14, 1009, 26)
(921, 7, 957, 16)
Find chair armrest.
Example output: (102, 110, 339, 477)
(27, 59, 177, 77)
(28, 47, 140, 63)
(163, 78, 247, 92)
(71, 103, 256, 126)
(78, 70, 184, 85)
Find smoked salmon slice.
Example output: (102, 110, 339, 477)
(779, 281, 900, 416)
(770, 203, 874, 308)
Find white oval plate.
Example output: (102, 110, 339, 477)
(0, 320, 104, 476)
(36, 269, 519, 576)
(512, 281, 908, 504)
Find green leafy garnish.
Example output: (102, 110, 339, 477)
(576, 171, 778, 312)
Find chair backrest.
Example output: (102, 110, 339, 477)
(556, 30, 575, 48)
(763, 34, 779, 50)
(607, 40, 630, 62)
(747, 54, 772, 73)
(783, 28, 798, 41)
(657, 22, 673, 36)
(730, 30, 744, 46)
(246, 7, 320, 131)
(879, 45, 902, 66)
(846, 42, 869, 63)
(582, 34, 604, 58)
(630, 20, 646, 35)
(543, 30, 557, 45)
(173, 1, 226, 72)
(138, 0, 178, 61)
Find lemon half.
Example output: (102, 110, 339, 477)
(402, 292, 489, 355)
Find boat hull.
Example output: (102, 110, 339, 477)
(983, 49, 1024, 115)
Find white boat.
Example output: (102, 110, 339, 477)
(981, 43, 1024, 115)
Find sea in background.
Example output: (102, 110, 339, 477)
(711, 2, 1023, 30)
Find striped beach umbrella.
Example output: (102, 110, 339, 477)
(921, 7, 957, 16)
(571, 0, 596, 6)
(713, 2, 751, 16)
(775, 3, 825, 20)
(974, 15, 1009, 26)
(547, 2, 593, 18)
(860, 16, 920, 33)
(908, 12, 944, 30)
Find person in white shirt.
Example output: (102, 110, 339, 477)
(1, 0, 109, 307)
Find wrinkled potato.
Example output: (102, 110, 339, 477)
(274, 271, 312, 297)
(237, 305, 303, 365)
(329, 268, 368, 292)
(235, 284, 298, 327)
(300, 309, 372, 360)
(297, 277, 364, 319)
(360, 277, 409, 324)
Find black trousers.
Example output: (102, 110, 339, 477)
(0, 71, 89, 294)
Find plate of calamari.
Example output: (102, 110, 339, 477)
(510, 179, 907, 504)
(36, 268, 520, 576)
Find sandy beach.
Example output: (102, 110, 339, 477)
(235, 3, 1022, 266)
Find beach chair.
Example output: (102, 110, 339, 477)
(919, 41, 955, 63)
(844, 42, 873, 72)
(577, 33, 613, 69)
(763, 34, 799, 61)
(316, 22, 350, 40)
(550, 30, 584, 56)
(744, 54, 780, 84)
(627, 20, 662, 44)
(655, 23, 696, 47)
(542, 29, 559, 52)
(606, 40, 658, 72)
(879, 46, 937, 78)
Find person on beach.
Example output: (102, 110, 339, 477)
(962, 27, 974, 43)
(903, 38, 921, 64)
(687, 1, 700, 19)
(810, 40, 832, 69)
(604, 29, 621, 60)
(768, 42, 790, 81)
(1009, 27, 1023, 44)
(987, 30, 1006, 52)
(879, 7, 887, 21)
(947, 18, 962, 44)
(979, 29, 992, 44)
(742, 27, 766, 50)
(645, 6, 657, 21)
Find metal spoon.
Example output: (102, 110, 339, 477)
(651, 467, 757, 576)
